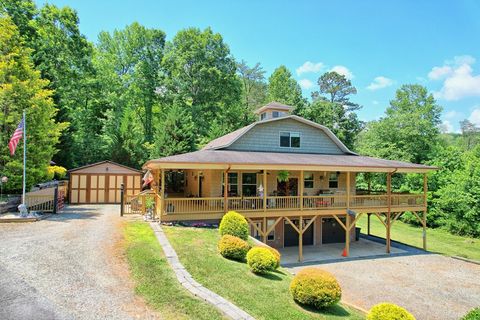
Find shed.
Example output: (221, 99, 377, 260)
(68, 161, 142, 204)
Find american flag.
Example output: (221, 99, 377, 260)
(8, 117, 24, 156)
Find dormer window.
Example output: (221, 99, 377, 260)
(272, 111, 280, 118)
(260, 112, 266, 120)
(280, 131, 300, 148)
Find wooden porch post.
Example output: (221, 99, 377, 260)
(262, 216, 267, 243)
(386, 172, 392, 253)
(345, 172, 351, 256)
(160, 169, 165, 217)
(263, 169, 267, 212)
(423, 173, 428, 251)
(367, 213, 371, 235)
(224, 170, 228, 213)
(299, 216, 303, 262)
(153, 169, 160, 218)
(299, 170, 304, 211)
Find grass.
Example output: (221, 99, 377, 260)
(356, 214, 480, 261)
(123, 221, 225, 320)
(163, 226, 364, 320)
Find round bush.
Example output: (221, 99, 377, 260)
(289, 267, 341, 309)
(266, 246, 281, 268)
(217, 235, 250, 261)
(462, 307, 480, 320)
(246, 247, 277, 274)
(367, 303, 415, 320)
(219, 211, 249, 240)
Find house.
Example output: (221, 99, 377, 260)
(140, 102, 436, 261)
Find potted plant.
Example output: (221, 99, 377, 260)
(277, 170, 290, 182)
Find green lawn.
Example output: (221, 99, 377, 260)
(123, 221, 225, 320)
(356, 214, 480, 261)
(163, 226, 364, 320)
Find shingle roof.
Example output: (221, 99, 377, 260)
(254, 101, 294, 114)
(144, 150, 437, 173)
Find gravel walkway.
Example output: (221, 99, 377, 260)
(291, 253, 480, 320)
(0, 205, 158, 320)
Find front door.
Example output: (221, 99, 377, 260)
(277, 178, 299, 196)
(322, 218, 346, 244)
(284, 219, 314, 247)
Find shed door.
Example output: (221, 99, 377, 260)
(89, 175, 106, 203)
(107, 175, 125, 203)
(70, 174, 87, 204)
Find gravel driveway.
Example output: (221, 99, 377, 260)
(0, 205, 157, 320)
(292, 253, 480, 320)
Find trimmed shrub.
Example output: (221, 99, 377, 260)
(462, 307, 480, 320)
(266, 246, 281, 268)
(217, 235, 250, 261)
(219, 211, 249, 240)
(246, 246, 277, 274)
(289, 267, 341, 309)
(367, 303, 415, 320)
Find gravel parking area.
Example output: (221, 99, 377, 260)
(0, 205, 157, 320)
(292, 253, 480, 320)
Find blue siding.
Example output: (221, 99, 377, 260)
(226, 118, 344, 154)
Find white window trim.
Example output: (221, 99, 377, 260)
(279, 131, 301, 148)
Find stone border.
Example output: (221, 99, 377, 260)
(149, 222, 255, 320)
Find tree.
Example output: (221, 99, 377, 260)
(460, 119, 480, 150)
(0, 17, 66, 192)
(162, 27, 242, 138)
(151, 102, 196, 158)
(268, 65, 305, 110)
(299, 71, 363, 149)
(356, 84, 442, 164)
(237, 60, 267, 114)
(312, 71, 360, 111)
(0, 0, 37, 42)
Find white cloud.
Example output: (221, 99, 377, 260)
(330, 65, 354, 79)
(429, 55, 480, 100)
(296, 61, 324, 76)
(367, 76, 394, 91)
(428, 66, 452, 80)
(469, 108, 480, 126)
(440, 120, 454, 133)
(372, 100, 379, 105)
(298, 79, 314, 89)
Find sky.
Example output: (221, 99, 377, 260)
(35, 0, 480, 132)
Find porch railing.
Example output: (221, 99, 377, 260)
(164, 197, 225, 214)
(123, 193, 156, 214)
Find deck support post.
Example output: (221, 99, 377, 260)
(423, 173, 428, 251)
(224, 170, 228, 213)
(299, 170, 304, 211)
(298, 216, 303, 262)
(345, 172, 351, 256)
(262, 217, 267, 243)
(386, 172, 392, 253)
(160, 169, 165, 218)
(367, 213, 371, 235)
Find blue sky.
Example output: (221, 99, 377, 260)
(36, 0, 480, 132)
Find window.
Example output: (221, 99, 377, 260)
(304, 172, 314, 189)
(222, 172, 238, 196)
(242, 173, 257, 196)
(272, 111, 279, 118)
(267, 219, 275, 241)
(260, 112, 266, 120)
(279, 131, 301, 148)
(329, 172, 339, 189)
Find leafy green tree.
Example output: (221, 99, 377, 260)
(268, 65, 305, 110)
(0, 0, 37, 42)
(460, 119, 480, 150)
(312, 71, 360, 111)
(151, 102, 196, 158)
(0, 17, 66, 192)
(237, 60, 267, 116)
(357, 84, 442, 164)
(162, 27, 242, 138)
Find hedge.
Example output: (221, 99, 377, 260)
(217, 235, 250, 261)
(219, 211, 249, 240)
(246, 246, 277, 274)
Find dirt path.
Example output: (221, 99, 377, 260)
(292, 253, 480, 320)
(0, 205, 158, 320)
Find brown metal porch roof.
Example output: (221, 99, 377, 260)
(143, 150, 437, 173)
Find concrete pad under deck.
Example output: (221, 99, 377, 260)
(280, 238, 407, 266)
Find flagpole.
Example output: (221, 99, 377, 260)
(22, 110, 26, 205)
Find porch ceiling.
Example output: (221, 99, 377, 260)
(143, 150, 437, 173)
